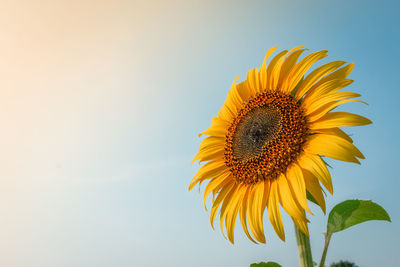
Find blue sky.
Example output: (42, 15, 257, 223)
(1, 0, 399, 266)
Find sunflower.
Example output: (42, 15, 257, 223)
(189, 47, 371, 244)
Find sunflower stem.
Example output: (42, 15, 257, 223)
(294, 223, 313, 267)
(318, 232, 332, 267)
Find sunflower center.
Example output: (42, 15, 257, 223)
(224, 90, 309, 185)
(232, 106, 282, 160)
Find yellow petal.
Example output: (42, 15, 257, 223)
(267, 180, 285, 241)
(310, 112, 372, 129)
(304, 92, 361, 116)
(281, 50, 328, 94)
(295, 61, 346, 100)
(198, 116, 230, 138)
(217, 104, 235, 123)
(293, 217, 309, 236)
(321, 62, 355, 80)
(306, 63, 355, 96)
(236, 80, 251, 103)
(297, 153, 333, 194)
(312, 127, 353, 143)
(219, 184, 240, 239)
(198, 136, 225, 152)
(198, 127, 226, 138)
(247, 68, 260, 95)
(246, 187, 259, 241)
(192, 144, 224, 164)
(247, 183, 266, 243)
(203, 171, 232, 209)
(261, 180, 271, 220)
(266, 50, 288, 90)
(286, 163, 313, 215)
(302, 168, 326, 213)
(287, 46, 306, 54)
(189, 160, 226, 190)
(218, 77, 246, 122)
(276, 173, 307, 220)
(210, 181, 235, 229)
(307, 98, 367, 122)
(302, 79, 354, 109)
(225, 186, 245, 243)
(305, 134, 365, 164)
(225, 76, 244, 114)
(260, 46, 279, 90)
(196, 150, 224, 164)
(278, 48, 307, 89)
(239, 187, 258, 243)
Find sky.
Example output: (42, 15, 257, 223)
(0, 0, 399, 266)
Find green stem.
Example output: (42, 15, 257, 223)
(319, 233, 332, 267)
(294, 223, 313, 267)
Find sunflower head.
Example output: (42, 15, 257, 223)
(189, 47, 371, 244)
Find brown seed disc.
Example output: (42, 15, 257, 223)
(224, 90, 309, 185)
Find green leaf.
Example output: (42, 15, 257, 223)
(250, 262, 281, 267)
(327, 200, 391, 234)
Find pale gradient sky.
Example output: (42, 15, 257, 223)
(0, 0, 399, 266)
